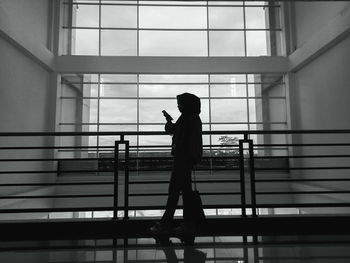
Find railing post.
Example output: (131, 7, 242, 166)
(124, 140, 129, 220)
(248, 140, 257, 217)
(239, 139, 246, 217)
(113, 141, 119, 220)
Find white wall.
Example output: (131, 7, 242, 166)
(0, 0, 57, 218)
(289, 2, 350, 213)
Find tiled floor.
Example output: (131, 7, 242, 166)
(1, 235, 350, 262)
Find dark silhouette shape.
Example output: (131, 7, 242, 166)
(150, 93, 203, 242)
(161, 246, 206, 263)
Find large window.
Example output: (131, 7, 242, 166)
(59, 73, 286, 153)
(62, 1, 282, 56)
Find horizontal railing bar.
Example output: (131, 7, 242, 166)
(255, 178, 350, 183)
(254, 203, 350, 208)
(0, 146, 114, 150)
(255, 143, 350, 147)
(129, 179, 241, 184)
(3, 154, 350, 162)
(0, 168, 241, 174)
(0, 182, 114, 187)
(0, 204, 246, 214)
(1, 129, 350, 136)
(254, 155, 350, 159)
(256, 191, 350, 195)
(256, 167, 350, 171)
(0, 158, 114, 162)
(129, 192, 241, 197)
(0, 207, 114, 213)
(0, 194, 114, 199)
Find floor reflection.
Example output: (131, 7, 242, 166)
(1, 235, 350, 262)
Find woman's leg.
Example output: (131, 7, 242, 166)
(161, 170, 182, 226)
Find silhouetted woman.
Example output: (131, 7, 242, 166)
(150, 93, 203, 235)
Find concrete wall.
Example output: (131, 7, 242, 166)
(294, 1, 350, 49)
(289, 2, 350, 213)
(0, 0, 56, 218)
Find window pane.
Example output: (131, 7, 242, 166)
(209, 31, 244, 56)
(209, 7, 244, 29)
(211, 99, 247, 122)
(101, 30, 137, 55)
(100, 84, 137, 97)
(86, 99, 98, 123)
(210, 74, 246, 83)
(74, 4, 99, 27)
(99, 99, 137, 123)
(101, 5, 137, 28)
(139, 99, 178, 123)
(99, 125, 137, 132)
(245, 7, 266, 29)
(139, 6, 207, 29)
(252, 98, 286, 122)
(83, 84, 98, 97)
(139, 75, 208, 83)
(139, 31, 207, 56)
(211, 84, 247, 97)
(100, 74, 137, 83)
(139, 84, 208, 98)
(246, 31, 267, 56)
(73, 29, 99, 55)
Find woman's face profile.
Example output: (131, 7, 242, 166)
(177, 101, 184, 112)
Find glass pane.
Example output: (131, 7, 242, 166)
(209, 7, 244, 29)
(246, 31, 268, 56)
(139, 74, 208, 83)
(208, 1, 244, 5)
(101, 5, 137, 28)
(99, 125, 137, 131)
(100, 74, 137, 83)
(210, 74, 246, 83)
(139, 31, 207, 56)
(101, 30, 137, 56)
(252, 98, 286, 122)
(139, 84, 208, 98)
(211, 84, 247, 97)
(209, 31, 244, 56)
(74, 4, 99, 27)
(86, 99, 98, 123)
(100, 84, 137, 97)
(210, 124, 246, 145)
(139, 99, 179, 123)
(99, 99, 137, 123)
(211, 99, 247, 122)
(83, 84, 98, 97)
(139, 6, 207, 29)
(245, 7, 266, 29)
(73, 29, 99, 55)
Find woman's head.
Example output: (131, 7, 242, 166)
(176, 93, 201, 114)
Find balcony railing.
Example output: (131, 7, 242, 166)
(0, 129, 350, 220)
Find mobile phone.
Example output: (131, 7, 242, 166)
(162, 110, 173, 121)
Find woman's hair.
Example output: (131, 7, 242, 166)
(177, 93, 201, 114)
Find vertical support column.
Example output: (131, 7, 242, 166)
(239, 139, 246, 217)
(113, 141, 119, 220)
(248, 140, 257, 217)
(114, 138, 130, 221)
(124, 140, 130, 220)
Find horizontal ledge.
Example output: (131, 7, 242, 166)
(56, 56, 289, 74)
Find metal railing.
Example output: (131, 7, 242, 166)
(0, 129, 350, 220)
